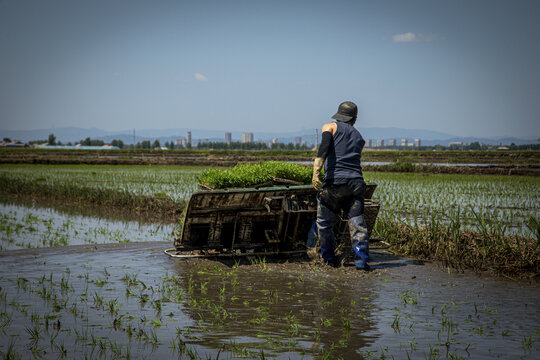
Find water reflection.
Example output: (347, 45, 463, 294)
(171, 257, 380, 357)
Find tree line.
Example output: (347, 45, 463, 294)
(22, 133, 540, 151)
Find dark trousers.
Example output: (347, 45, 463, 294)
(316, 178, 366, 263)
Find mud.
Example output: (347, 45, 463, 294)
(0, 242, 538, 359)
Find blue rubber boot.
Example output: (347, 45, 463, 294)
(348, 215, 370, 270)
(352, 240, 370, 270)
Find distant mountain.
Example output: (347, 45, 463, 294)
(1, 126, 537, 146)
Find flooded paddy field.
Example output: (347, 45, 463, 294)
(0, 201, 173, 250)
(0, 164, 201, 202)
(1, 164, 538, 237)
(0, 164, 538, 358)
(370, 172, 540, 238)
(0, 241, 538, 359)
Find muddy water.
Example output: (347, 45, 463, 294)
(0, 241, 538, 359)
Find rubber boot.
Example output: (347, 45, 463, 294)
(348, 215, 370, 270)
(318, 227, 336, 266)
(352, 240, 370, 270)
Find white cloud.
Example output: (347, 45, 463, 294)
(392, 32, 440, 43)
(194, 73, 208, 81)
(393, 32, 417, 43)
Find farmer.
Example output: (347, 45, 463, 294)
(312, 101, 369, 270)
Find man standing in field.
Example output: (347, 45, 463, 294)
(312, 101, 369, 270)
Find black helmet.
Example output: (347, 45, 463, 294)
(331, 101, 358, 122)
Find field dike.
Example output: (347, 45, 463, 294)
(0, 174, 184, 223)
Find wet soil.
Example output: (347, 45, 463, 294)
(0, 242, 538, 359)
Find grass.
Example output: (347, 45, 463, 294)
(374, 213, 539, 277)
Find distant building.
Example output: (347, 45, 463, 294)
(414, 138, 421, 147)
(186, 131, 192, 146)
(365, 139, 372, 147)
(294, 136, 302, 145)
(377, 139, 384, 147)
(174, 139, 182, 146)
(225, 132, 231, 144)
(272, 138, 278, 144)
(242, 133, 254, 143)
(401, 138, 408, 147)
(388, 139, 396, 146)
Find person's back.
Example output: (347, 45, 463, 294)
(312, 101, 370, 270)
(324, 121, 365, 185)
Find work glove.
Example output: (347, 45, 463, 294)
(312, 157, 324, 191)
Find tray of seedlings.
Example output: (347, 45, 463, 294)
(165, 162, 380, 258)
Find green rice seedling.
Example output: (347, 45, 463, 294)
(60, 275, 71, 292)
(52, 297, 68, 312)
(219, 286, 226, 299)
(91, 278, 108, 287)
(25, 325, 42, 344)
(69, 302, 79, 317)
(54, 341, 68, 358)
(125, 287, 136, 298)
(321, 318, 332, 327)
(392, 314, 401, 332)
(1, 341, 20, 360)
(148, 329, 160, 346)
(92, 292, 103, 308)
(121, 273, 140, 287)
(30, 312, 41, 326)
(150, 318, 163, 328)
(198, 161, 312, 189)
(138, 293, 150, 305)
(342, 318, 351, 331)
(74, 328, 88, 342)
(400, 290, 418, 305)
(107, 340, 121, 358)
(106, 298, 121, 315)
(152, 299, 162, 314)
(521, 335, 532, 350)
(125, 324, 134, 338)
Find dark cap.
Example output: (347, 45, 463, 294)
(331, 101, 358, 122)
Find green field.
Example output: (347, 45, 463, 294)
(1, 164, 538, 238)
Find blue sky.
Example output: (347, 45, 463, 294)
(1, 0, 539, 138)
